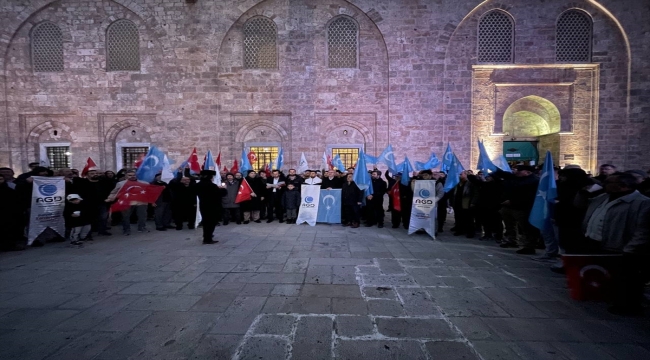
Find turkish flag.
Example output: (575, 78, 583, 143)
(235, 179, 253, 203)
(248, 151, 257, 165)
(222, 166, 229, 173)
(81, 157, 97, 177)
(231, 159, 239, 173)
(187, 148, 201, 174)
(133, 153, 146, 169)
(216, 152, 222, 168)
(201, 154, 207, 170)
(263, 163, 271, 177)
(390, 182, 401, 212)
(326, 154, 333, 170)
(110, 181, 165, 212)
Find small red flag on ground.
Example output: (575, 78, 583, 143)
(231, 159, 239, 173)
(235, 179, 253, 203)
(390, 182, 401, 212)
(110, 181, 165, 212)
(187, 148, 201, 174)
(81, 157, 97, 177)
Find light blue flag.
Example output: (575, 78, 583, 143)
(529, 151, 557, 231)
(400, 156, 414, 186)
(317, 189, 342, 224)
(240, 148, 253, 175)
(332, 154, 346, 171)
(492, 155, 512, 173)
(414, 152, 440, 171)
(273, 148, 284, 170)
(364, 153, 378, 165)
(353, 149, 373, 198)
(378, 145, 397, 173)
(136, 146, 165, 183)
(204, 150, 221, 184)
(441, 143, 453, 173)
(443, 154, 465, 193)
(174, 160, 188, 178)
(477, 140, 498, 173)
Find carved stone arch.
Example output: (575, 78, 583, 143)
(104, 119, 152, 144)
(28, 20, 73, 43)
(323, 121, 374, 145)
(235, 120, 288, 144)
(27, 121, 71, 143)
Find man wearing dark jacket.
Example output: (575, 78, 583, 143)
(366, 170, 387, 228)
(221, 173, 241, 225)
(321, 170, 342, 189)
(196, 170, 221, 244)
(498, 165, 540, 254)
(72, 169, 115, 236)
(152, 174, 173, 231)
(169, 176, 198, 230)
(266, 170, 286, 223)
(342, 173, 363, 228)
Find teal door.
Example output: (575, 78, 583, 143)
(503, 141, 539, 164)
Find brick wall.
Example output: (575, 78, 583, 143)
(0, 0, 648, 174)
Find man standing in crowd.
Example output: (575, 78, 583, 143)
(451, 170, 478, 238)
(241, 170, 265, 224)
(152, 173, 173, 231)
(594, 164, 617, 183)
(0, 167, 16, 189)
(498, 165, 540, 254)
(170, 176, 197, 230)
(266, 169, 286, 223)
(196, 170, 221, 244)
(321, 169, 342, 189)
(0, 175, 24, 251)
(288, 169, 304, 185)
(582, 172, 650, 315)
(106, 170, 151, 235)
(304, 170, 322, 185)
(220, 173, 241, 225)
(73, 168, 115, 237)
(342, 173, 363, 228)
(366, 170, 387, 228)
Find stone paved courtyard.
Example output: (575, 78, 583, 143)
(1, 222, 649, 360)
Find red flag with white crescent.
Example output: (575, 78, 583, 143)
(187, 148, 201, 174)
(110, 181, 164, 212)
(235, 179, 253, 203)
(81, 157, 97, 177)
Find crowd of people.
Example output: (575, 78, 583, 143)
(1, 160, 648, 315)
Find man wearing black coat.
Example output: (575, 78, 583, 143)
(195, 170, 221, 244)
(266, 170, 286, 223)
(321, 170, 342, 189)
(366, 170, 388, 228)
(498, 165, 540, 254)
(341, 173, 363, 228)
(169, 176, 198, 230)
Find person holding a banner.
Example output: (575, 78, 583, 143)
(341, 173, 363, 228)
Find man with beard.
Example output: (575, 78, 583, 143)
(196, 170, 221, 244)
(241, 170, 266, 224)
(366, 170, 387, 228)
(266, 170, 286, 223)
(72, 168, 115, 237)
(321, 169, 342, 189)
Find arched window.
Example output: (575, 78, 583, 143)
(327, 16, 358, 68)
(556, 10, 592, 63)
(31, 22, 64, 72)
(478, 10, 514, 63)
(243, 17, 278, 69)
(106, 19, 140, 71)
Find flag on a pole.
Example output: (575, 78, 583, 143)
(529, 151, 557, 230)
(222, 165, 229, 174)
(263, 163, 271, 177)
(378, 145, 397, 173)
(231, 159, 239, 174)
(492, 155, 512, 173)
(204, 150, 221, 184)
(273, 148, 284, 170)
(135, 146, 165, 183)
(364, 153, 378, 165)
(353, 149, 373, 198)
(110, 182, 165, 212)
(443, 154, 465, 193)
(297, 152, 309, 174)
(477, 139, 498, 173)
(216, 151, 222, 169)
(81, 157, 97, 177)
(240, 149, 253, 175)
(187, 148, 201, 174)
(248, 151, 257, 166)
(332, 154, 346, 171)
(235, 178, 254, 203)
(414, 152, 440, 171)
(133, 153, 146, 169)
(400, 156, 414, 186)
(321, 151, 333, 172)
(441, 143, 453, 173)
(390, 182, 401, 212)
(161, 154, 175, 183)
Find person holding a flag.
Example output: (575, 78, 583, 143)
(105, 170, 160, 235)
(240, 170, 266, 224)
(220, 173, 241, 225)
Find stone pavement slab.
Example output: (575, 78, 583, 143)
(1, 220, 649, 360)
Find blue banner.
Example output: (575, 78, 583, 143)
(317, 189, 341, 224)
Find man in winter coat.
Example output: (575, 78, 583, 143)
(169, 176, 197, 230)
(196, 170, 221, 244)
(498, 165, 540, 254)
(241, 171, 266, 223)
(266, 170, 286, 223)
(221, 173, 241, 225)
(152, 173, 173, 231)
(366, 170, 387, 228)
(282, 183, 301, 224)
(342, 173, 363, 228)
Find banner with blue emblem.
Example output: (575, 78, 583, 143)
(29, 176, 66, 245)
(408, 180, 437, 239)
(296, 185, 321, 226)
(317, 189, 341, 224)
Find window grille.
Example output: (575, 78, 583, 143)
(31, 22, 64, 72)
(46, 146, 70, 170)
(328, 17, 358, 68)
(121, 147, 148, 169)
(249, 146, 278, 171)
(106, 19, 140, 71)
(243, 17, 278, 69)
(478, 10, 514, 63)
(556, 10, 592, 63)
(332, 148, 359, 169)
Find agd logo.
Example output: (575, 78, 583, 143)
(302, 196, 316, 208)
(36, 183, 62, 203)
(415, 188, 433, 205)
